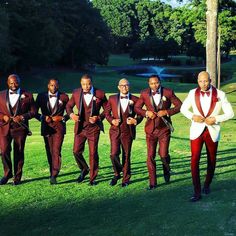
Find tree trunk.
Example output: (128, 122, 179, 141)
(206, 0, 218, 86)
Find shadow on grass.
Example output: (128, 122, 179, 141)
(0, 178, 235, 236)
(19, 146, 235, 187)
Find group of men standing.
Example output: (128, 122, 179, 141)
(0, 72, 234, 202)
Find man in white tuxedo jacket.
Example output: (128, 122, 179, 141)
(181, 71, 234, 202)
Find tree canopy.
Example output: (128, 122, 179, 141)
(93, 0, 236, 59)
(0, 0, 235, 73)
(0, 0, 110, 73)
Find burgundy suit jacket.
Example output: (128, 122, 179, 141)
(105, 94, 143, 139)
(0, 89, 36, 136)
(134, 87, 182, 134)
(36, 91, 69, 136)
(66, 87, 107, 134)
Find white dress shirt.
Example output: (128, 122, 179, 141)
(9, 88, 20, 107)
(200, 87, 212, 116)
(152, 88, 161, 107)
(120, 93, 129, 112)
(48, 92, 58, 109)
(83, 87, 94, 106)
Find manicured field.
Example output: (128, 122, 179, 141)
(0, 54, 235, 236)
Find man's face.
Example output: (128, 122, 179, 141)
(198, 73, 211, 91)
(81, 78, 92, 92)
(118, 80, 129, 95)
(149, 77, 160, 91)
(7, 76, 20, 91)
(48, 80, 59, 94)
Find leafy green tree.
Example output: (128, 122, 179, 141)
(58, 0, 110, 67)
(0, 6, 16, 73)
(183, 0, 236, 56)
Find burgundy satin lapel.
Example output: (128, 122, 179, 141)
(90, 89, 95, 116)
(195, 87, 205, 117)
(149, 89, 156, 112)
(157, 87, 163, 109)
(14, 89, 22, 115)
(5, 90, 11, 115)
(78, 89, 83, 115)
(206, 86, 217, 117)
(117, 94, 121, 119)
(128, 94, 132, 114)
(46, 93, 51, 113)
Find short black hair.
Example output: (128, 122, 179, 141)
(148, 74, 160, 82)
(81, 74, 92, 82)
(48, 78, 59, 84)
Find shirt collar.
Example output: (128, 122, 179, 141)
(151, 87, 161, 93)
(48, 91, 58, 96)
(83, 87, 94, 95)
(9, 88, 20, 95)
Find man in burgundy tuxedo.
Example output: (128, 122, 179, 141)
(0, 74, 36, 185)
(66, 74, 107, 185)
(36, 79, 69, 185)
(181, 71, 234, 202)
(105, 79, 143, 187)
(134, 75, 182, 190)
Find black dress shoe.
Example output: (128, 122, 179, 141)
(202, 186, 210, 194)
(110, 175, 121, 186)
(164, 173, 170, 183)
(12, 180, 21, 186)
(89, 180, 97, 186)
(50, 177, 57, 185)
(190, 195, 202, 202)
(121, 182, 129, 187)
(77, 170, 89, 183)
(0, 177, 9, 185)
(147, 185, 157, 191)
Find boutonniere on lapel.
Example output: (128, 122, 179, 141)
(93, 96, 101, 104)
(213, 97, 220, 103)
(58, 99, 63, 106)
(128, 100, 134, 106)
(162, 96, 167, 102)
(128, 99, 134, 114)
(20, 94, 26, 100)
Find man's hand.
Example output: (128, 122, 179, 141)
(192, 115, 205, 123)
(205, 117, 216, 125)
(89, 116, 99, 124)
(45, 116, 52, 123)
(126, 117, 137, 125)
(146, 111, 156, 119)
(112, 119, 120, 126)
(70, 113, 79, 122)
(52, 116, 63, 122)
(156, 110, 168, 117)
(3, 115, 10, 123)
(12, 115, 24, 123)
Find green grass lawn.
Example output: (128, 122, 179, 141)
(0, 54, 236, 236)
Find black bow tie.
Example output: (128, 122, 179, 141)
(200, 91, 210, 97)
(10, 91, 18, 95)
(83, 92, 91, 95)
(152, 91, 160, 96)
(49, 94, 57, 98)
(120, 95, 128, 99)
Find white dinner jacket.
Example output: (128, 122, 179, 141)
(180, 86, 234, 142)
